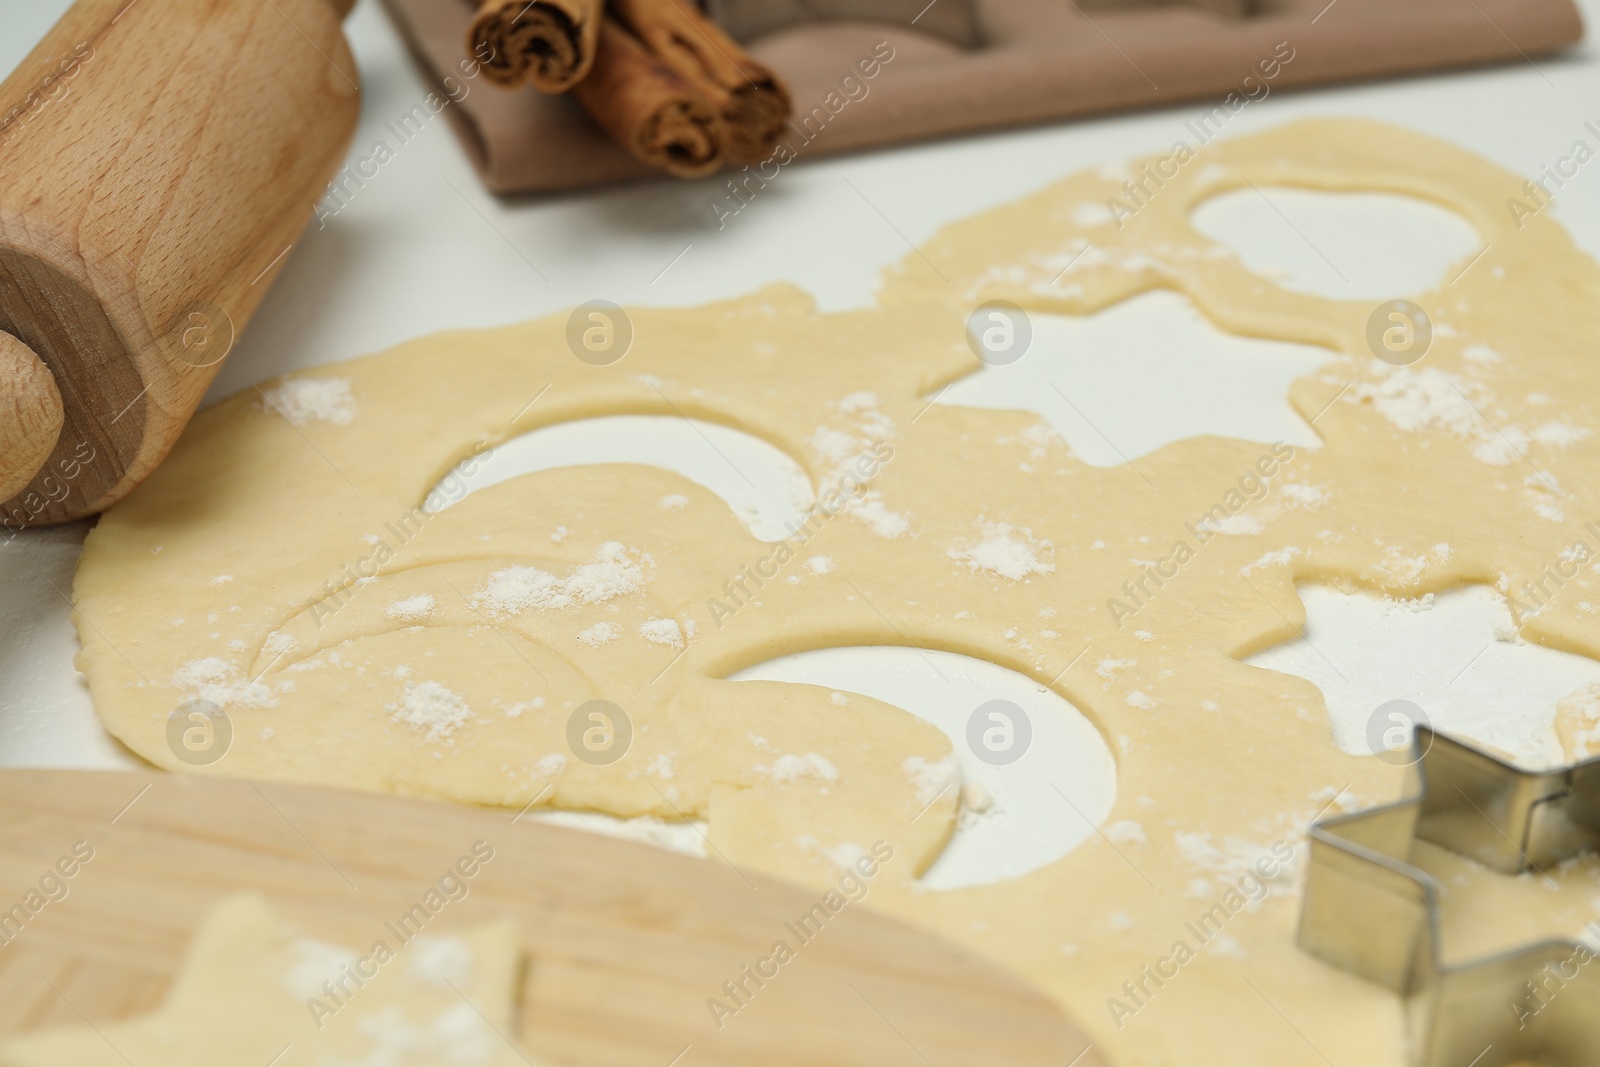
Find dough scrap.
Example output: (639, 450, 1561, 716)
(74, 119, 1600, 1065)
(0, 894, 533, 1067)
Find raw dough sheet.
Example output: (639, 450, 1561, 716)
(68, 119, 1600, 1066)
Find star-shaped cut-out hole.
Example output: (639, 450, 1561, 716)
(935, 289, 1334, 467)
(1245, 583, 1600, 770)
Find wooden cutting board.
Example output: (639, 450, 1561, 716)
(0, 770, 1097, 1066)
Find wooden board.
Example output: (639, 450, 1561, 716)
(0, 771, 1097, 1066)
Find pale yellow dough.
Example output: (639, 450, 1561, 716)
(0, 895, 534, 1067)
(74, 120, 1600, 1066)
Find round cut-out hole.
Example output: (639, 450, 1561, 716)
(1192, 188, 1480, 300)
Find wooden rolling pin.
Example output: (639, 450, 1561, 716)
(0, 0, 361, 526)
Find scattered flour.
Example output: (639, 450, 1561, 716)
(850, 497, 911, 539)
(262, 631, 298, 657)
(504, 697, 545, 718)
(343, 1003, 491, 1065)
(285, 937, 358, 1000)
(1353, 364, 1490, 440)
(659, 494, 689, 509)
(172, 657, 278, 709)
(1351, 362, 1583, 466)
(809, 393, 909, 539)
(637, 617, 684, 648)
(755, 753, 839, 784)
(901, 755, 960, 807)
(391, 680, 471, 741)
(1531, 421, 1591, 447)
(947, 522, 1055, 581)
(1210, 513, 1263, 536)
(386, 594, 436, 621)
(821, 842, 868, 870)
(1096, 657, 1136, 680)
(1375, 542, 1452, 586)
(1207, 934, 1248, 959)
(474, 543, 647, 617)
(1070, 201, 1112, 228)
(407, 936, 473, 986)
(1174, 829, 1299, 900)
(960, 781, 994, 814)
(576, 621, 621, 647)
(1280, 483, 1330, 507)
(261, 377, 356, 426)
(837, 391, 880, 414)
(1240, 546, 1301, 576)
(1104, 820, 1147, 846)
(806, 556, 835, 575)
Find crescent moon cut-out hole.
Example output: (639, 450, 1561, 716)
(1244, 583, 1600, 770)
(937, 290, 1333, 466)
(426, 415, 815, 542)
(1191, 188, 1481, 300)
(730, 646, 1117, 890)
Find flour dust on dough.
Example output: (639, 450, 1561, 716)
(73, 120, 1600, 1066)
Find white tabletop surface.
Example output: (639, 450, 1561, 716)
(4, 0, 1600, 887)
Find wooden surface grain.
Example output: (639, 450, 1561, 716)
(0, 770, 1100, 1066)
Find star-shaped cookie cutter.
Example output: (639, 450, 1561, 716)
(1298, 727, 1600, 1067)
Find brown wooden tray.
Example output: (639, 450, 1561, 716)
(377, 0, 1581, 195)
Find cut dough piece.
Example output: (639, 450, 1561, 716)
(0, 894, 534, 1067)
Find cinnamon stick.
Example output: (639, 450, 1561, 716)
(570, 18, 727, 178)
(467, 0, 604, 93)
(608, 0, 791, 163)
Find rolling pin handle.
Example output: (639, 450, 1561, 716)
(326, 0, 360, 19)
(0, 331, 65, 506)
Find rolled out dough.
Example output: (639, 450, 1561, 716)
(73, 119, 1600, 1065)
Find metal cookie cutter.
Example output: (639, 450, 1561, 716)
(1299, 727, 1600, 1067)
